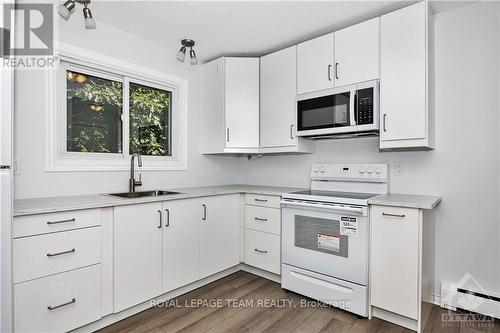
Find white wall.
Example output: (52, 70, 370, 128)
(229, 2, 500, 296)
(14, 16, 240, 199)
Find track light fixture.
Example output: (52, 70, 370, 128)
(58, 0, 96, 30)
(176, 39, 198, 65)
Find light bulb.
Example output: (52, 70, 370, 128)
(189, 49, 198, 65)
(84, 17, 96, 29)
(177, 47, 186, 62)
(57, 0, 76, 20)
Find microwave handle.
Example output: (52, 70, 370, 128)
(349, 89, 357, 126)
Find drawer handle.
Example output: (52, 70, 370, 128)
(47, 298, 76, 311)
(46, 248, 76, 257)
(254, 248, 268, 254)
(254, 217, 268, 222)
(46, 218, 76, 225)
(382, 213, 406, 218)
(254, 199, 268, 203)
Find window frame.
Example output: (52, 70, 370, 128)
(45, 43, 188, 172)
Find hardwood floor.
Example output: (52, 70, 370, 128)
(97, 271, 499, 333)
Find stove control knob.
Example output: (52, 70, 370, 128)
(367, 167, 373, 174)
(313, 166, 319, 173)
(375, 167, 382, 174)
(319, 166, 326, 174)
(359, 167, 366, 174)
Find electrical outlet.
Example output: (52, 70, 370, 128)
(394, 161, 405, 176)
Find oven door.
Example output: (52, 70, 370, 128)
(281, 200, 368, 286)
(296, 85, 356, 137)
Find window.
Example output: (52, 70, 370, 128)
(129, 82, 172, 156)
(66, 71, 123, 154)
(65, 68, 172, 157)
(45, 49, 187, 172)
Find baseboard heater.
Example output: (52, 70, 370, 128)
(441, 281, 500, 319)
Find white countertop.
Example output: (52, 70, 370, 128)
(15, 185, 442, 216)
(14, 185, 304, 216)
(368, 193, 441, 210)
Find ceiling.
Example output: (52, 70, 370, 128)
(91, 1, 475, 63)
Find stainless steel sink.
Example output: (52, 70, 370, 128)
(108, 190, 182, 198)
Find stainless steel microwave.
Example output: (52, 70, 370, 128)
(296, 80, 379, 139)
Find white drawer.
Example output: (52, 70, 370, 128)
(14, 209, 101, 238)
(13, 227, 101, 283)
(14, 264, 101, 333)
(245, 205, 281, 235)
(245, 194, 281, 208)
(244, 229, 281, 275)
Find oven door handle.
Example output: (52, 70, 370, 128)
(280, 200, 366, 215)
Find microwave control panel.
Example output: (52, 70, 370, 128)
(357, 88, 374, 125)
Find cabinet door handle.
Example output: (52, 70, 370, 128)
(226, 128, 230, 142)
(47, 298, 76, 311)
(254, 198, 268, 203)
(254, 248, 268, 254)
(46, 218, 75, 225)
(158, 209, 162, 229)
(382, 212, 406, 218)
(254, 217, 268, 222)
(383, 114, 387, 132)
(290, 124, 294, 140)
(202, 204, 207, 220)
(335, 63, 339, 80)
(165, 208, 170, 227)
(327, 64, 332, 81)
(46, 248, 76, 257)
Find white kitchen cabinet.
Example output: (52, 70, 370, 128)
(113, 203, 163, 312)
(371, 206, 419, 319)
(379, 1, 433, 150)
(297, 33, 335, 94)
(199, 195, 240, 277)
(202, 57, 260, 154)
(162, 198, 200, 293)
(14, 265, 101, 333)
(260, 46, 296, 148)
(244, 229, 281, 275)
(260, 46, 313, 153)
(334, 18, 379, 87)
(370, 204, 436, 332)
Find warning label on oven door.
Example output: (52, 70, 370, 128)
(317, 233, 340, 252)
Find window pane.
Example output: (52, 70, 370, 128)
(66, 70, 123, 153)
(129, 82, 172, 156)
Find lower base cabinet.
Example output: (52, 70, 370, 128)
(14, 265, 101, 333)
(163, 198, 201, 293)
(113, 202, 163, 312)
(245, 229, 280, 274)
(199, 195, 240, 277)
(113, 195, 241, 313)
(370, 204, 436, 332)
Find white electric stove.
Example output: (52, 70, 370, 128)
(281, 163, 389, 317)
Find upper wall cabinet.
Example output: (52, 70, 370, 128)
(334, 18, 379, 87)
(260, 46, 313, 153)
(297, 19, 380, 95)
(379, 1, 434, 150)
(297, 33, 335, 94)
(202, 57, 260, 154)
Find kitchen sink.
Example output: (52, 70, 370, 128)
(108, 190, 182, 199)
